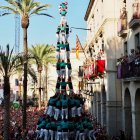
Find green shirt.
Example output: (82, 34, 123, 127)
(70, 98, 75, 106)
(49, 97, 57, 106)
(87, 122, 93, 130)
(56, 26, 61, 33)
(46, 122, 51, 129)
(67, 63, 72, 69)
(60, 62, 67, 68)
(60, 81, 68, 87)
(62, 98, 69, 107)
(60, 10, 67, 16)
(59, 43, 66, 49)
(50, 122, 57, 130)
(68, 122, 74, 130)
(56, 100, 61, 107)
(38, 120, 46, 129)
(75, 99, 80, 107)
(61, 121, 68, 129)
(61, 3, 67, 8)
(57, 43, 60, 49)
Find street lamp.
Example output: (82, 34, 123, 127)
(70, 27, 91, 32)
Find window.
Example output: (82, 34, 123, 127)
(79, 66, 84, 77)
(124, 41, 128, 55)
(135, 33, 140, 49)
(102, 40, 104, 52)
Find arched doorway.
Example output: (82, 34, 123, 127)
(124, 88, 132, 137)
(135, 88, 140, 139)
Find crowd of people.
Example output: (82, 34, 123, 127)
(0, 103, 134, 140)
(117, 49, 140, 78)
(0, 106, 45, 140)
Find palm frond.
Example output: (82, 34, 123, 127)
(35, 13, 54, 18)
(0, 6, 17, 13)
(28, 67, 37, 83)
(29, 4, 51, 15)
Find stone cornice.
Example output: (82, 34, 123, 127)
(84, 0, 94, 21)
(86, 18, 118, 47)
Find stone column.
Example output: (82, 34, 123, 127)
(132, 110, 136, 140)
(106, 101, 122, 136)
(123, 107, 132, 137)
(101, 91, 106, 126)
(93, 92, 97, 116)
(96, 93, 101, 123)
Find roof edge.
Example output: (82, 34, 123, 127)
(84, 0, 94, 21)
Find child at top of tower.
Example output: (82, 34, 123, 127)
(59, 2, 68, 16)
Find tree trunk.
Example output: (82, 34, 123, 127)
(3, 76, 10, 140)
(38, 71, 42, 110)
(45, 66, 48, 105)
(22, 27, 28, 135)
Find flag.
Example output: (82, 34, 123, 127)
(76, 35, 81, 59)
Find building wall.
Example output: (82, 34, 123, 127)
(85, 0, 140, 139)
(84, 0, 123, 137)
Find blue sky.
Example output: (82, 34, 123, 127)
(0, 0, 89, 51)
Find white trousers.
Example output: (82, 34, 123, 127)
(60, 49, 66, 60)
(39, 128, 44, 138)
(65, 34, 69, 42)
(57, 131, 62, 140)
(60, 33, 66, 43)
(56, 34, 60, 42)
(43, 129, 50, 140)
(54, 108, 61, 120)
(68, 69, 72, 77)
(61, 108, 68, 119)
(35, 130, 40, 140)
(66, 51, 70, 59)
(77, 106, 82, 116)
(60, 69, 66, 78)
(75, 130, 80, 140)
(62, 132, 69, 140)
(56, 51, 60, 59)
(88, 130, 96, 140)
(71, 106, 76, 117)
(79, 132, 86, 140)
(57, 70, 61, 77)
(47, 105, 54, 117)
(49, 130, 55, 140)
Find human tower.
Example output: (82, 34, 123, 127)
(36, 2, 95, 140)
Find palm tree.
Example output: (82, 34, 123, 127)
(16, 64, 37, 100)
(0, 45, 21, 140)
(0, 0, 53, 131)
(29, 44, 56, 109)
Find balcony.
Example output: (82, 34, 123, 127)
(129, 3, 140, 29)
(118, 8, 128, 38)
(117, 54, 140, 82)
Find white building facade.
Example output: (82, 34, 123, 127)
(84, 0, 140, 139)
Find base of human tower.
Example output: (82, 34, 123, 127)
(36, 91, 100, 140)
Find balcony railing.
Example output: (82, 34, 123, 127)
(129, 2, 140, 29)
(117, 55, 140, 80)
(118, 8, 128, 37)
